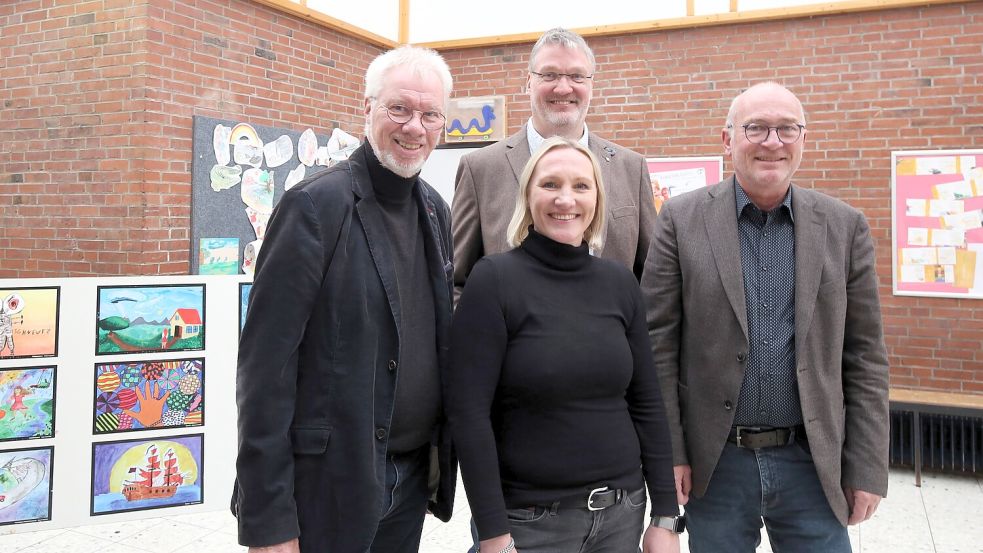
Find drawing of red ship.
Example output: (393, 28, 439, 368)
(121, 444, 185, 501)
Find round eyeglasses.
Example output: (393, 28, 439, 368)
(733, 123, 806, 144)
(380, 103, 446, 131)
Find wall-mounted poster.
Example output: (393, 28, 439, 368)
(0, 366, 56, 442)
(892, 150, 983, 298)
(95, 285, 205, 355)
(90, 433, 203, 516)
(239, 283, 253, 337)
(198, 238, 239, 275)
(0, 445, 53, 526)
(646, 157, 724, 214)
(0, 287, 59, 360)
(93, 359, 203, 434)
(444, 95, 506, 143)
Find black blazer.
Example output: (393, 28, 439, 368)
(232, 144, 456, 552)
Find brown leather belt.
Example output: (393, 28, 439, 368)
(728, 425, 804, 449)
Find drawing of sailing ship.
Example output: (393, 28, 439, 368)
(0, 456, 45, 510)
(121, 444, 186, 501)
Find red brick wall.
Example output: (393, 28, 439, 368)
(0, 0, 380, 275)
(1, 1, 981, 392)
(438, 2, 983, 393)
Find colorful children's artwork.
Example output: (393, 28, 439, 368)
(893, 150, 983, 298)
(91, 433, 203, 515)
(239, 283, 253, 337)
(198, 238, 240, 275)
(647, 157, 724, 214)
(96, 285, 205, 355)
(0, 287, 59, 360)
(0, 366, 56, 442)
(445, 96, 506, 143)
(0, 445, 53, 526)
(93, 359, 203, 435)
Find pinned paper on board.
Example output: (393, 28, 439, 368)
(298, 129, 317, 167)
(264, 135, 293, 168)
(933, 179, 978, 201)
(209, 164, 242, 191)
(213, 124, 231, 166)
(241, 168, 274, 214)
(327, 128, 359, 164)
(198, 238, 239, 275)
(940, 209, 983, 232)
(284, 164, 305, 191)
(245, 207, 269, 240)
(243, 240, 262, 274)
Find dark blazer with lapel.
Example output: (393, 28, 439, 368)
(232, 144, 456, 552)
(451, 125, 657, 301)
(641, 176, 890, 525)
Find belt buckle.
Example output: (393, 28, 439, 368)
(587, 486, 609, 511)
(734, 426, 761, 449)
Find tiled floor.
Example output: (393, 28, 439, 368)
(2, 469, 980, 552)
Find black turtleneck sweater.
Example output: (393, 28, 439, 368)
(364, 142, 439, 454)
(447, 228, 677, 540)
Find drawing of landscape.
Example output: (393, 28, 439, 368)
(96, 285, 205, 355)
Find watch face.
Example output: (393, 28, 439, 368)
(653, 515, 686, 533)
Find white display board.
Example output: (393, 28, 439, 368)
(0, 275, 249, 535)
(419, 144, 487, 207)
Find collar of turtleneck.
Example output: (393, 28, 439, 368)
(364, 139, 417, 204)
(520, 226, 591, 271)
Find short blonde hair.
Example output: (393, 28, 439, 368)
(506, 136, 607, 251)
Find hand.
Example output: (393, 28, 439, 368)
(642, 525, 680, 553)
(478, 533, 515, 553)
(249, 538, 300, 553)
(123, 380, 171, 427)
(673, 464, 692, 506)
(843, 487, 882, 524)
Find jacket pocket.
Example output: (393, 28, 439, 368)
(612, 205, 637, 219)
(290, 427, 332, 454)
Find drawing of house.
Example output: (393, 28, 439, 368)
(169, 309, 202, 339)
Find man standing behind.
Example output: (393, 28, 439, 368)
(452, 27, 655, 299)
(642, 82, 889, 552)
(233, 46, 456, 553)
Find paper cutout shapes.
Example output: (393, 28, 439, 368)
(264, 135, 293, 168)
(298, 128, 317, 167)
(213, 125, 231, 166)
(198, 238, 239, 275)
(209, 164, 242, 191)
(284, 164, 306, 191)
(245, 207, 269, 240)
(243, 240, 263, 274)
(241, 168, 274, 213)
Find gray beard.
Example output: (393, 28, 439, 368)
(365, 122, 424, 178)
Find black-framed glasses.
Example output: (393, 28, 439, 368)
(530, 71, 593, 84)
(379, 103, 446, 131)
(733, 123, 806, 144)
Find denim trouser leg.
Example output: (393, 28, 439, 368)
(370, 446, 431, 553)
(685, 441, 851, 553)
(470, 487, 646, 553)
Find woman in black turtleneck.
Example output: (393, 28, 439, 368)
(447, 137, 680, 553)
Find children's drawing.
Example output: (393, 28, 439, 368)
(298, 128, 317, 167)
(93, 359, 203, 434)
(95, 285, 205, 355)
(241, 168, 274, 214)
(263, 135, 293, 168)
(199, 238, 240, 275)
(0, 287, 59, 360)
(239, 283, 253, 337)
(445, 96, 506, 142)
(0, 446, 53, 526)
(0, 366, 56, 442)
(212, 124, 231, 166)
(91, 433, 203, 515)
(209, 164, 242, 191)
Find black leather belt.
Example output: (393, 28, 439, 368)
(728, 425, 804, 449)
(550, 486, 624, 511)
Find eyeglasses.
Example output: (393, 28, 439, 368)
(530, 71, 593, 84)
(732, 123, 806, 144)
(379, 103, 446, 131)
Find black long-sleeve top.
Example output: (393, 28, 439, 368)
(447, 228, 677, 540)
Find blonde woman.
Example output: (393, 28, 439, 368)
(448, 136, 681, 553)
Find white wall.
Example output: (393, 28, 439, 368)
(307, 0, 400, 41)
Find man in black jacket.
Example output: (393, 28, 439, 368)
(233, 45, 456, 553)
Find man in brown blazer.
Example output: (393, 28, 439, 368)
(641, 82, 889, 552)
(452, 28, 656, 301)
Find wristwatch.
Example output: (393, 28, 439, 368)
(651, 515, 686, 533)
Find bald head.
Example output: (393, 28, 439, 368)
(726, 82, 806, 137)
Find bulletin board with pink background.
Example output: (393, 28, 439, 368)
(646, 157, 724, 214)
(892, 150, 983, 298)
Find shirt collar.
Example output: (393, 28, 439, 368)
(734, 180, 794, 222)
(526, 118, 589, 155)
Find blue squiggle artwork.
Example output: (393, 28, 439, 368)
(448, 105, 496, 136)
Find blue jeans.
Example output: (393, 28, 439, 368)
(685, 440, 850, 553)
(371, 445, 430, 553)
(470, 487, 646, 553)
